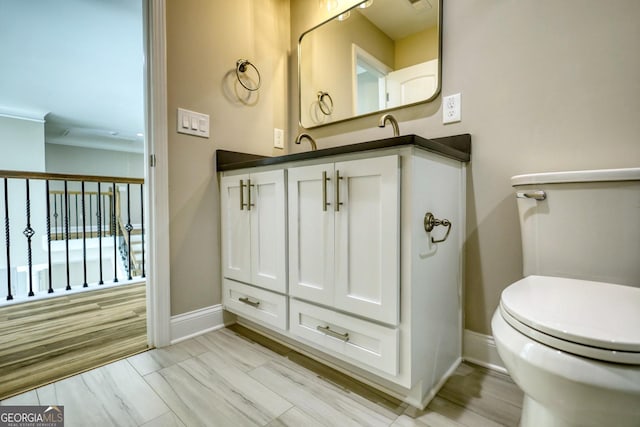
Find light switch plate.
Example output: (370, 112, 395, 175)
(177, 108, 210, 138)
(442, 93, 461, 124)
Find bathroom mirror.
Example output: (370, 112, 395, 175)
(299, 0, 441, 128)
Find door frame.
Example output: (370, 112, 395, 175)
(144, 0, 171, 347)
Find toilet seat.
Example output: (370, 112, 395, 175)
(500, 275, 640, 364)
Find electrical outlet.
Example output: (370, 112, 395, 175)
(273, 128, 284, 149)
(443, 93, 461, 124)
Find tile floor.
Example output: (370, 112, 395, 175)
(0, 326, 523, 426)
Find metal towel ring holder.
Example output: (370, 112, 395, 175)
(236, 59, 261, 91)
(317, 91, 334, 115)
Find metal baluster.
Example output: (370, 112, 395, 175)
(98, 193, 107, 237)
(112, 182, 118, 283)
(53, 193, 58, 240)
(97, 182, 103, 285)
(46, 180, 53, 293)
(140, 184, 145, 278)
(64, 181, 71, 291)
(81, 181, 87, 288)
(101, 193, 106, 238)
(24, 179, 35, 297)
(126, 183, 132, 280)
(4, 178, 12, 301)
(89, 193, 93, 238)
(75, 193, 78, 238)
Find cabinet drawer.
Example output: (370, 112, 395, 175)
(289, 298, 399, 376)
(223, 279, 287, 331)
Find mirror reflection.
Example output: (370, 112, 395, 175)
(299, 0, 441, 128)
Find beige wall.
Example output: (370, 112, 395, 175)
(290, 0, 640, 335)
(395, 25, 438, 69)
(165, 0, 640, 333)
(166, 0, 290, 315)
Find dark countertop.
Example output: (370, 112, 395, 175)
(216, 133, 471, 171)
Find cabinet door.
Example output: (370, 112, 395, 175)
(334, 155, 400, 325)
(220, 174, 251, 283)
(288, 163, 335, 306)
(250, 170, 286, 293)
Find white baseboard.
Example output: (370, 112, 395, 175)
(170, 304, 227, 344)
(463, 329, 507, 374)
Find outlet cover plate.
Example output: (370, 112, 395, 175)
(443, 93, 461, 124)
(274, 128, 284, 149)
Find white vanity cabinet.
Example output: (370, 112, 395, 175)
(287, 155, 399, 325)
(220, 169, 288, 330)
(218, 139, 467, 409)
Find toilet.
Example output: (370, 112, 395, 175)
(491, 167, 640, 427)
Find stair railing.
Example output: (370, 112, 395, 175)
(0, 170, 145, 302)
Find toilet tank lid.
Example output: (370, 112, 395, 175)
(511, 167, 640, 186)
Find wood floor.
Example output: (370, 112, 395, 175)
(0, 323, 523, 427)
(0, 282, 148, 399)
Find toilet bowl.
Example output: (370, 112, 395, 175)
(493, 276, 640, 427)
(491, 167, 640, 427)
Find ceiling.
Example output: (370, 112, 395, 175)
(0, 0, 145, 153)
(357, 0, 438, 41)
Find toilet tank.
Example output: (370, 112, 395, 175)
(512, 167, 640, 287)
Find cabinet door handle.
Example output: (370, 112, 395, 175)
(239, 297, 260, 307)
(322, 171, 330, 211)
(239, 179, 247, 210)
(335, 170, 344, 212)
(316, 325, 349, 342)
(247, 179, 255, 211)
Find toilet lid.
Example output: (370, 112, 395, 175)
(500, 275, 640, 364)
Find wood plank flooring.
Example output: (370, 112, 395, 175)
(1, 324, 523, 427)
(0, 283, 148, 399)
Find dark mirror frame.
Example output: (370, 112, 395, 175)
(298, 0, 442, 129)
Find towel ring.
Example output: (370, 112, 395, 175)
(236, 59, 261, 91)
(317, 91, 334, 115)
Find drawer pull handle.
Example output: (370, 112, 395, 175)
(239, 297, 260, 308)
(316, 325, 349, 342)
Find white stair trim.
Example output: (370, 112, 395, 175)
(462, 329, 507, 374)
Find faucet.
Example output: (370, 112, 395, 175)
(295, 133, 317, 151)
(378, 113, 400, 137)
